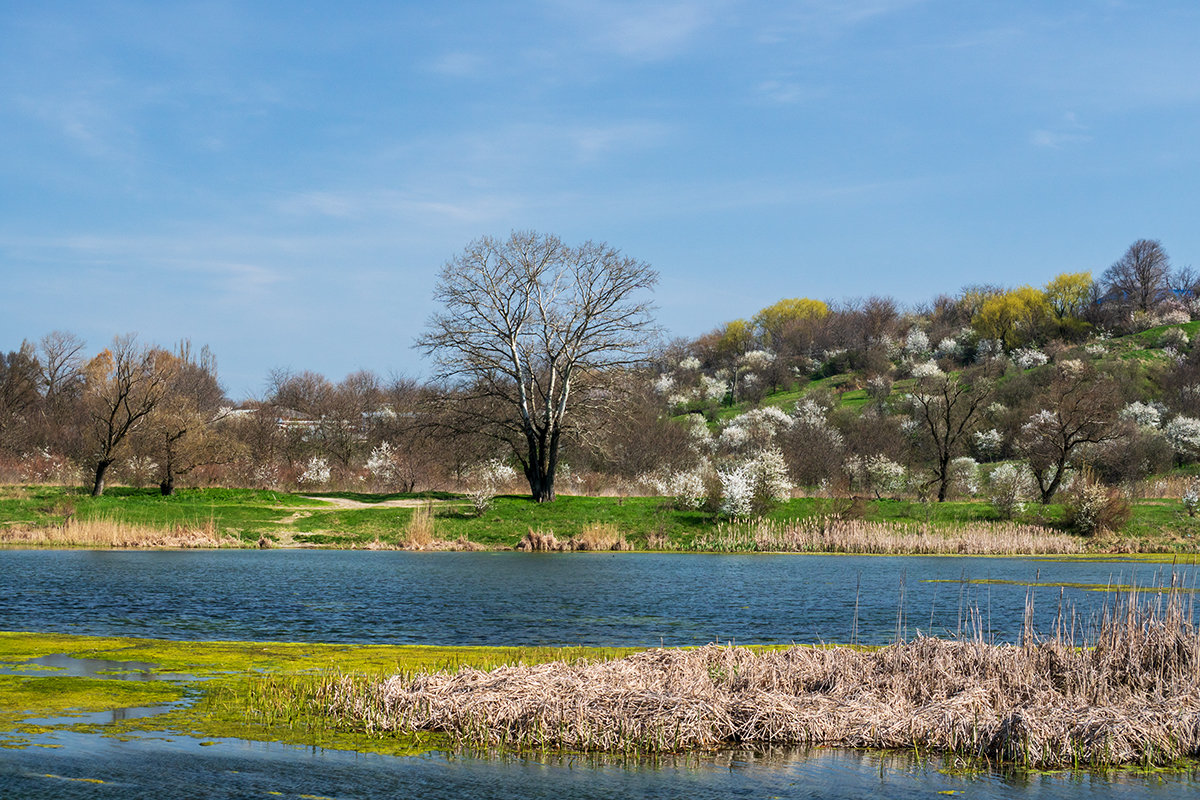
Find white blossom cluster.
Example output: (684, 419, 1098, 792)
(464, 458, 518, 514)
(1165, 416, 1200, 461)
(740, 350, 776, 371)
(640, 464, 708, 510)
(718, 406, 794, 452)
(972, 428, 1004, 460)
(365, 442, 404, 485)
(910, 360, 944, 379)
(1183, 479, 1200, 517)
(717, 448, 792, 518)
(1011, 347, 1048, 370)
(988, 463, 1032, 518)
(845, 454, 907, 498)
(904, 328, 930, 357)
(299, 456, 331, 487)
(19, 448, 78, 485)
(949, 456, 980, 496)
(1120, 401, 1164, 429)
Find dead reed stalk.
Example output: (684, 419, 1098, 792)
(402, 503, 436, 549)
(0, 515, 234, 548)
(326, 591, 1200, 768)
(692, 518, 1085, 555)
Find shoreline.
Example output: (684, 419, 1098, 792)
(4, 616, 1200, 771)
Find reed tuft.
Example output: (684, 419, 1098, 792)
(323, 590, 1200, 768)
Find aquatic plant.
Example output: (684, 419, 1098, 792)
(329, 590, 1200, 768)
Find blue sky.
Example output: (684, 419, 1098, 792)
(3, 1, 1199, 398)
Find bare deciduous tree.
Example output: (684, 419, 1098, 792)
(1102, 239, 1171, 314)
(83, 335, 175, 496)
(418, 231, 658, 502)
(1018, 361, 1123, 503)
(907, 366, 997, 502)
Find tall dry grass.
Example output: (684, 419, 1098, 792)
(402, 503, 436, 549)
(515, 524, 631, 552)
(690, 517, 1085, 555)
(324, 591, 1200, 768)
(0, 515, 234, 548)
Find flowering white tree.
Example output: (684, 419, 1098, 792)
(845, 454, 907, 499)
(299, 456, 331, 487)
(988, 463, 1032, 519)
(1120, 401, 1163, 429)
(464, 458, 518, 514)
(1165, 415, 1200, 462)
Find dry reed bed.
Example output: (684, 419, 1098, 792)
(0, 516, 235, 548)
(325, 596, 1200, 768)
(693, 518, 1086, 555)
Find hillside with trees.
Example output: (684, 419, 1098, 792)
(4, 237, 1200, 542)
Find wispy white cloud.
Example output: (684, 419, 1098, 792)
(754, 79, 826, 105)
(757, 0, 927, 42)
(277, 189, 523, 226)
(1030, 112, 1091, 149)
(426, 51, 489, 78)
(544, 0, 724, 61)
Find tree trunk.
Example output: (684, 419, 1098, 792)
(160, 437, 177, 496)
(526, 467, 556, 503)
(91, 459, 113, 497)
(936, 454, 950, 502)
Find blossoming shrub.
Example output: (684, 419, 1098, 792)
(1062, 470, 1130, 536)
(1165, 415, 1200, 462)
(987, 463, 1032, 519)
(844, 454, 906, 499)
(298, 456, 331, 488)
(708, 449, 793, 518)
(465, 459, 518, 515)
(949, 456, 980, 497)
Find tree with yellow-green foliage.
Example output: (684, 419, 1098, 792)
(973, 286, 1051, 349)
(1043, 272, 1093, 320)
(752, 297, 828, 345)
(712, 319, 755, 363)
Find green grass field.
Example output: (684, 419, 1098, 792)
(2, 484, 1199, 552)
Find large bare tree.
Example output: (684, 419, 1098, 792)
(1018, 361, 1123, 503)
(907, 365, 997, 502)
(1102, 238, 1171, 314)
(83, 335, 175, 496)
(418, 231, 658, 502)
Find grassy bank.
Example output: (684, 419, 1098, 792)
(2, 484, 1199, 553)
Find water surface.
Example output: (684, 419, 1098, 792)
(2, 550, 1194, 646)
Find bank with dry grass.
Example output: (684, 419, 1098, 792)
(0, 515, 238, 548)
(320, 594, 1200, 769)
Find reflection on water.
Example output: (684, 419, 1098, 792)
(0, 653, 192, 681)
(1, 733, 1195, 800)
(3, 550, 1197, 646)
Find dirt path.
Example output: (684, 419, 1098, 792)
(299, 496, 452, 509)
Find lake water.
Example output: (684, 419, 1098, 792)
(3, 550, 1195, 646)
(3, 549, 1199, 798)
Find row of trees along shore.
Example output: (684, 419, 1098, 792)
(4, 234, 1200, 518)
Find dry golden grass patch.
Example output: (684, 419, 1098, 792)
(0, 515, 235, 548)
(694, 518, 1085, 555)
(326, 594, 1200, 768)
